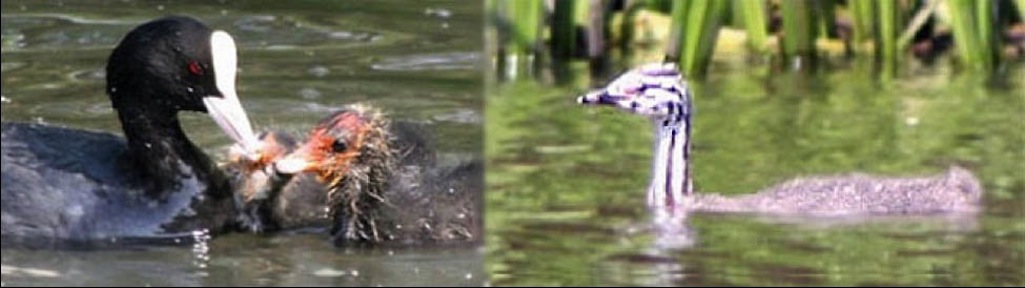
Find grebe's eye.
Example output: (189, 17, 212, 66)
(331, 139, 348, 153)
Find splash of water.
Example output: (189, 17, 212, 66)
(191, 229, 212, 269)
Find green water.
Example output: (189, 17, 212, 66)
(486, 58, 1025, 286)
(1, 0, 484, 286)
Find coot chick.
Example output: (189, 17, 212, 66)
(226, 104, 483, 246)
(1, 16, 258, 248)
(577, 63, 982, 215)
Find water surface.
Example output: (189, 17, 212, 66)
(486, 56, 1024, 286)
(1, 0, 484, 286)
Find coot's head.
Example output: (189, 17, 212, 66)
(276, 104, 396, 185)
(277, 104, 396, 206)
(108, 16, 257, 150)
(230, 104, 480, 245)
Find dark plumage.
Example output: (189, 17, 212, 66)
(228, 104, 482, 247)
(1, 16, 249, 248)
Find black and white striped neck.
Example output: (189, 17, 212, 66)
(647, 113, 693, 208)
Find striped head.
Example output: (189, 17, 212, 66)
(577, 62, 692, 124)
(577, 63, 695, 209)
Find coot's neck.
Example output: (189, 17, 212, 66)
(116, 106, 222, 199)
(647, 115, 693, 209)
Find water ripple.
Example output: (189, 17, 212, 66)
(68, 67, 105, 83)
(226, 15, 383, 49)
(294, 102, 343, 114)
(1, 62, 28, 73)
(432, 108, 481, 124)
(17, 13, 134, 26)
(27, 98, 111, 118)
(0, 265, 61, 278)
(2, 32, 26, 50)
(298, 87, 322, 100)
(307, 66, 330, 78)
(1, 14, 131, 50)
(371, 52, 479, 71)
(423, 8, 453, 19)
(234, 15, 279, 33)
(2, 14, 385, 52)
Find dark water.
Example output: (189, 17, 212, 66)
(4, 0, 1025, 286)
(2, 0, 484, 286)
(486, 57, 1025, 286)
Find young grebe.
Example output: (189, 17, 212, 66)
(226, 104, 482, 246)
(1, 16, 258, 248)
(577, 63, 982, 215)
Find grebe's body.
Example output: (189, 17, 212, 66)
(578, 63, 981, 215)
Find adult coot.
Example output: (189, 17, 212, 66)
(1, 16, 259, 248)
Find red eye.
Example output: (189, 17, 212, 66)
(187, 61, 204, 75)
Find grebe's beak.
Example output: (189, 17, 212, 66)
(203, 31, 261, 160)
(576, 62, 689, 119)
(577, 89, 635, 107)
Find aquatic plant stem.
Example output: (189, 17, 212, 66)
(736, 0, 769, 52)
(669, 0, 727, 77)
(507, 0, 543, 55)
(850, 0, 877, 45)
(551, 0, 577, 59)
(781, 0, 819, 62)
(878, 0, 900, 74)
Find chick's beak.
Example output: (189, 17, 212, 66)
(272, 134, 361, 178)
(273, 149, 317, 175)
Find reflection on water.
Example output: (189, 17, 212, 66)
(486, 56, 1024, 286)
(2, 235, 485, 286)
(1, 0, 484, 286)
